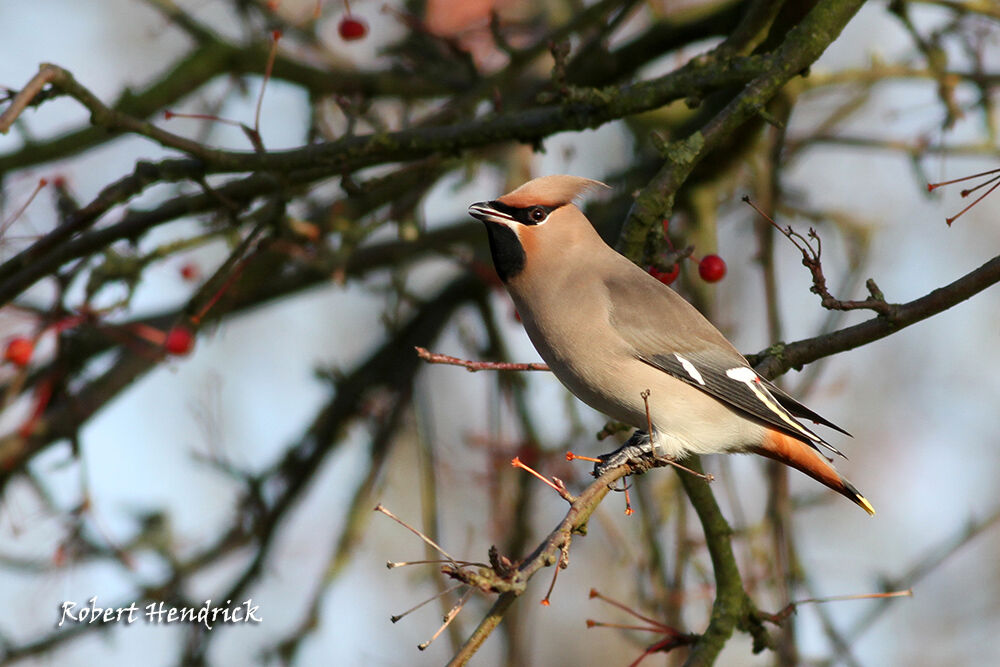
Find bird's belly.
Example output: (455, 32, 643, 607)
(513, 291, 764, 458)
(546, 349, 763, 459)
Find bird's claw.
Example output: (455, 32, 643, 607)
(592, 431, 659, 477)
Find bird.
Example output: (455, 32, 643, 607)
(467, 175, 874, 515)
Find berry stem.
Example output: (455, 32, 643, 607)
(1, 178, 49, 237)
(927, 166, 1000, 191)
(946, 177, 1000, 226)
(254, 30, 282, 135)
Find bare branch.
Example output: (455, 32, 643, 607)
(742, 196, 891, 315)
(415, 346, 550, 372)
(0, 65, 59, 133)
(751, 253, 1000, 379)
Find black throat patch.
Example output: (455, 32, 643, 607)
(477, 201, 562, 282)
(483, 222, 524, 282)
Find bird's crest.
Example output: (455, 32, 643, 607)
(498, 175, 608, 208)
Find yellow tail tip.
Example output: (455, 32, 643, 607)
(858, 495, 876, 516)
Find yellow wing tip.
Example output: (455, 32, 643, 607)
(858, 496, 876, 516)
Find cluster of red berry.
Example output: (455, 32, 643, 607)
(267, 0, 367, 40)
(337, 0, 367, 40)
(164, 326, 195, 355)
(697, 254, 727, 282)
(2, 254, 222, 370)
(338, 15, 366, 40)
(647, 221, 727, 286)
(4, 337, 33, 366)
(4, 323, 195, 369)
(648, 254, 726, 286)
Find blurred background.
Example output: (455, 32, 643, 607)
(0, 1, 998, 665)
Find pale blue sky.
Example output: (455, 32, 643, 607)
(1, 2, 999, 665)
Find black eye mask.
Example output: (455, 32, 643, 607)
(487, 201, 559, 226)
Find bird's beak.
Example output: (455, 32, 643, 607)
(468, 201, 514, 225)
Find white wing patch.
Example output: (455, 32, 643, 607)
(724, 366, 757, 383)
(674, 354, 706, 385)
(725, 366, 817, 440)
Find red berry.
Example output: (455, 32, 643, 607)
(648, 264, 680, 286)
(5, 337, 34, 366)
(164, 326, 195, 355)
(698, 254, 727, 283)
(338, 17, 367, 40)
(180, 262, 200, 281)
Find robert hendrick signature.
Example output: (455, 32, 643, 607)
(58, 597, 261, 630)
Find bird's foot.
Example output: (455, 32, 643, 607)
(592, 430, 660, 478)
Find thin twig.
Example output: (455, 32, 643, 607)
(374, 504, 457, 565)
(419, 588, 473, 651)
(392, 584, 466, 624)
(415, 346, 550, 372)
(0, 65, 59, 133)
(743, 196, 892, 315)
(444, 463, 637, 665)
(761, 589, 913, 624)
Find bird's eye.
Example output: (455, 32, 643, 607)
(529, 207, 547, 223)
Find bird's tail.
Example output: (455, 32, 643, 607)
(752, 429, 875, 516)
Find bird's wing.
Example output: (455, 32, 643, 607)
(604, 268, 848, 456)
(756, 376, 851, 437)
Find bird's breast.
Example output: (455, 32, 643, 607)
(510, 284, 640, 419)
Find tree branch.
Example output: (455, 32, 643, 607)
(415, 346, 550, 372)
(442, 462, 637, 666)
(751, 254, 1000, 378)
(617, 0, 867, 262)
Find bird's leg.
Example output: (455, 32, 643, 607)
(592, 430, 715, 482)
(592, 430, 659, 477)
(592, 389, 664, 477)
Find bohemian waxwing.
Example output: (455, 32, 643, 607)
(468, 175, 874, 515)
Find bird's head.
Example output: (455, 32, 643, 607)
(468, 175, 608, 282)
